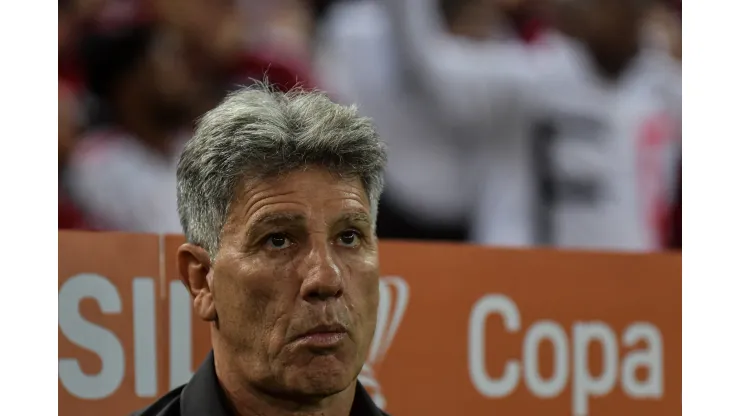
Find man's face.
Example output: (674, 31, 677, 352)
(210, 168, 379, 397)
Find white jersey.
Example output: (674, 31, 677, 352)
(66, 129, 187, 234)
(315, 1, 493, 226)
(384, 0, 682, 251)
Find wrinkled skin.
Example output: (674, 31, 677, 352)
(178, 168, 380, 412)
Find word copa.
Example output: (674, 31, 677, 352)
(468, 294, 663, 416)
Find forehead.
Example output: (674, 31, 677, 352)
(228, 168, 371, 227)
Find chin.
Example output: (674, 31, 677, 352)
(285, 355, 360, 397)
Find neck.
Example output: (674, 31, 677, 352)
(213, 350, 357, 416)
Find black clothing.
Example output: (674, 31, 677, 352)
(376, 192, 469, 241)
(132, 351, 389, 416)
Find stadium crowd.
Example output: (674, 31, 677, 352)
(58, 0, 682, 251)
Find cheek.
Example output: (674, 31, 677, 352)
(346, 262, 380, 332)
(214, 274, 266, 339)
(353, 274, 379, 357)
(361, 274, 380, 311)
(214, 258, 297, 349)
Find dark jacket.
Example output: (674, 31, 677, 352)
(132, 351, 389, 416)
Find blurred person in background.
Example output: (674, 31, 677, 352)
(153, 0, 315, 117)
(66, 22, 198, 233)
(247, 0, 314, 60)
(59, 86, 80, 173)
(59, 83, 90, 230)
(59, 0, 93, 230)
(384, 0, 681, 251)
(59, 1, 80, 85)
(507, 0, 547, 42)
(59, 0, 108, 89)
(316, 0, 517, 241)
(59, 1, 76, 65)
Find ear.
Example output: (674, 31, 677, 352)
(177, 243, 217, 322)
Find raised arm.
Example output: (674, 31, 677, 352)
(382, 0, 536, 127)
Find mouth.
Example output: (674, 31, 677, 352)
(292, 324, 349, 349)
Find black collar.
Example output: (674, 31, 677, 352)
(180, 351, 384, 416)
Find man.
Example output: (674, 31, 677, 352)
(384, 0, 681, 251)
(133, 84, 389, 416)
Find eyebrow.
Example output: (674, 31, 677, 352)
(334, 211, 373, 229)
(245, 211, 372, 240)
(245, 212, 306, 240)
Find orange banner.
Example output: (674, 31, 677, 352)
(59, 231, 681, 416)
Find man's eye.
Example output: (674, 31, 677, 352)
(265, 233, 292, 250)
(337, 230, 361, 248)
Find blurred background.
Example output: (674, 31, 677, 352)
(58, 0, 682, 252)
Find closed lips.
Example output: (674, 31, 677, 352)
(300, 324, 348, 337)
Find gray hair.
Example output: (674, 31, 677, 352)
(176, 83, 387, 257)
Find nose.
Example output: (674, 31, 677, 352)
(299, 242, 345, 302)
